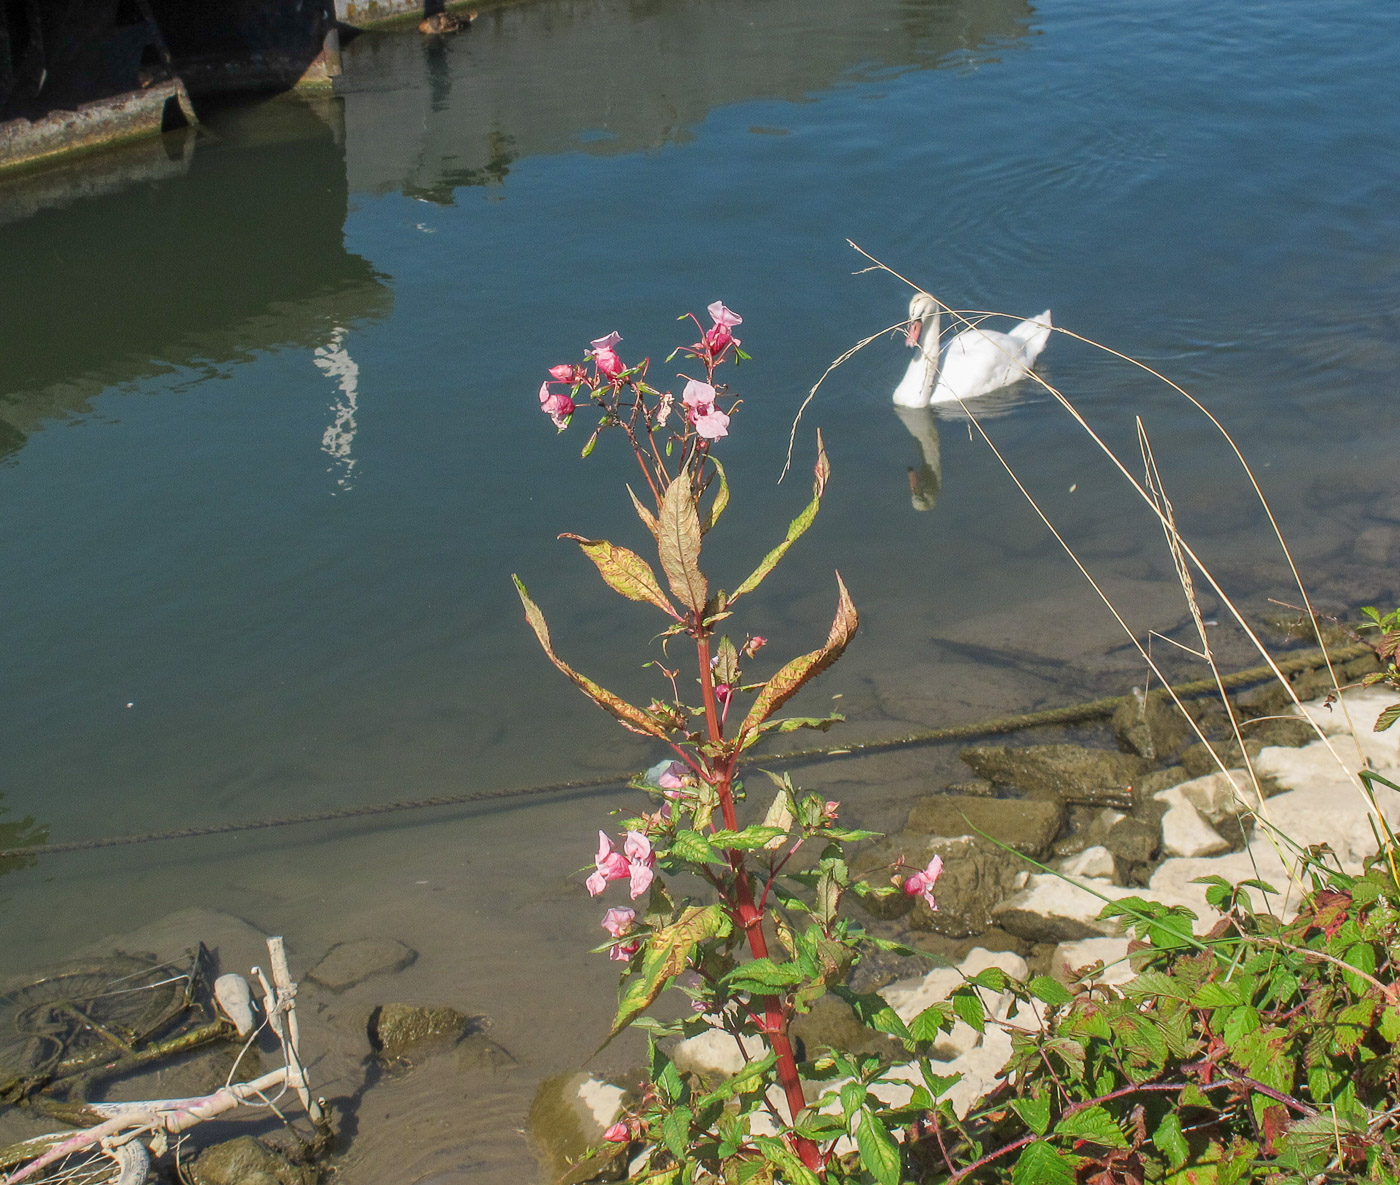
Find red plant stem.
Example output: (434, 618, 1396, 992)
(696, 633, 821, 1173)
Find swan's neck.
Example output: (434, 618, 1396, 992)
(919, 305, 941, 381)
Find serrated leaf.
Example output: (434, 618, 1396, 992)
(951, 989, 986, 1034)
(840, 1081, 868, 1118)
(729, 432, 830, 603)
(1028, 975, 1073, 1007)
(855, 1109, 901, 1185)
(657, 477, 707, 614)
(724, 957, 806, 994)
(661, 1106, 693, 1158)
(966, 967, 1008, 992)
(1055, 1103, 1128, 1149)
(910, 1002, 953, 1043)
(833, 987, 915, 1043)
(514, 576, 670, 739)
(1153, 1112, 1189, 1169)
(626, 483, 659, 537)
(1375, 703, 1400, 732)
(1012, 1140, 1076, 1185)
(710, 825, 787, 851)
(670, 829, 719, 862)
(1011, 1096, 1051, 1135)
(698, 457, 730, 534)
(559, 534, 679, 618)
(753, 1137, 823, 1185)
(736, 574, 858, 748)
(609, 904, 730, 1039)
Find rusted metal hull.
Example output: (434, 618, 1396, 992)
(0, 77, 195, 174)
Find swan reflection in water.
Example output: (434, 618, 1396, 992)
(894, 404, 943, 512)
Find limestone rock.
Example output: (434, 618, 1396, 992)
(791, 995, 904, 1062)
(1058, 845, 1116, 879)
(189, 1136, 315, 1185)
(904, 793, 1063, 857)
(1158, 769, 1262, 825)
(990, 874, 1134, 943)
(1157, 790, 1230, 859)
(369, 1003, 471, 1061)
(1112, 690, 1188, 761)
(306, 938, 416, 993)
(528, 1073, 626, 1182)
(960, 744, 1146, 808)
(671, 1026, 763, 1079)
(1051, 937, 1135, 988)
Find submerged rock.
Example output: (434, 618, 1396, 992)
(903, 792, 1063, 857)
(528, 1072, 627, 1183)
(369, 1003, 472, 1061)
(306, 937, 416, 993)
(960, 744, 1147, 808)
(188, 1136, 315, 1185)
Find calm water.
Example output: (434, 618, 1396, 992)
(2, 0, 1398, 1178)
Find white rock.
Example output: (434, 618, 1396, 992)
(213, 973, 257, 1036)
(869, 1024, 1017, 1118)
(577, 1076, 626, 1130)
(1158, 789, 1231, 858)
(671, 1026, 765, 1078)
(991, 873, 1136, 943)
(1058, 845, 1116, 879)
(1158, 769, 1260, 824)
(1052, 937, 1135, 987)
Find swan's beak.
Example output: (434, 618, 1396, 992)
(904, 319, 922, 348)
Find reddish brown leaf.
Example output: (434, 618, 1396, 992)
(559, 534, 679, 619)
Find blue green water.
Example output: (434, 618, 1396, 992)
(1, 0, 1397, 1177)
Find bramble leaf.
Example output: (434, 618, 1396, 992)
(1011, 1095, 1052, 1135)
(657, 476, 707, 614)
(1055, 1103, 1128, 1148)
(1028, 975, 1073, 1008)
(514, 576, 671, 739)
(855, 1109, 902, 1185)
(1011, 1140, 1076, 1185)
(1376, 703, 1400, 732)
(1153, 1112, 1189, 1170)
(559, 534, 679, 618)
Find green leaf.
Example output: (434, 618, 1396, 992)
(1028, 976, 1073, 1008)
(736, 574, 858, 748)
(1376, 703, 1400, 732)
(1011, 1096, 1052, 1135)
(661, 1106, 692, 1158)
(724, 957, 806, 994)
(855, 1109, 902, 1185)
(1153, 1112, 1189, 1170)
(698, 457, 730, 535)
(656, 476, 707, 614)
(753, 1137, 823, 1185)
(966, 967, 1008, 992)
(951, 989, 986, 1034)
(833, 987, 915, 1043)
(1055, 1103, 1128, 1149)
(909, 1002, 953, 1043)
(709, 825, 787, 851)
(669, 829, 718, 863)
(729, 431, 829, 604)
(513, 576, 671, 739)
(625, 483, 659, 538)
(1011, 1140, 1077, 1185)
(558, 534, 679, 618)
(839, 1081, 868, 1118)
(1380, 1005, 1400, 1043)
(609, 904, 731, 1038)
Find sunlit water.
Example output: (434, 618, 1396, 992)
(1, 0, 1398, 1178)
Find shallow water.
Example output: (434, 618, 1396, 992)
(1, 0, 1398, 1178)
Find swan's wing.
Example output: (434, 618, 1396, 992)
(929, 328, 1023, 402)
(1007, 310, 1052, 361)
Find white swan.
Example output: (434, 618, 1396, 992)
(892, 292, 1052, 408)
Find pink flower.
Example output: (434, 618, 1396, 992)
(609, 941, 640, 962)
(548, 363, 576, 382)
(682, 379, 730, 441)
(601, 1122, 631, 1143)
(587, 831, 631, 896)
(600, 906, 636, 938)
(590, 331, 625, 380)
(702, 301, 743, 353)
(742, 635, 768, 658)
(624, 830, 655, 899)
(902, 855, 944, 910)
(823, 801, 840, 822)
(538, 381, 575, 432)
(656, 761, 687, 791)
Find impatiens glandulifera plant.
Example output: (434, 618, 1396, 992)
(516, 304, 951, 1182)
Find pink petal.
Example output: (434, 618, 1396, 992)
(923, 854, 945, 885)
(693, 408, 730, 440)
(628, 862, 655, 899)
(598, 851, 630, 879)
(601, 906, 636, 937)
(595, 830, 615, 865)
(601, 1122, 630, 1142)
(707, 301, 742, 328)
(590, 331, 622, 351)
(586, 870, 609, 897)
(623, 831, 653, 863)
(682, 378, 715, 408)
(548, 364, 574, 381)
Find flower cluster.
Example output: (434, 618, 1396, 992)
(587, 829, 656, 899)
(534, 302, 742, 446)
